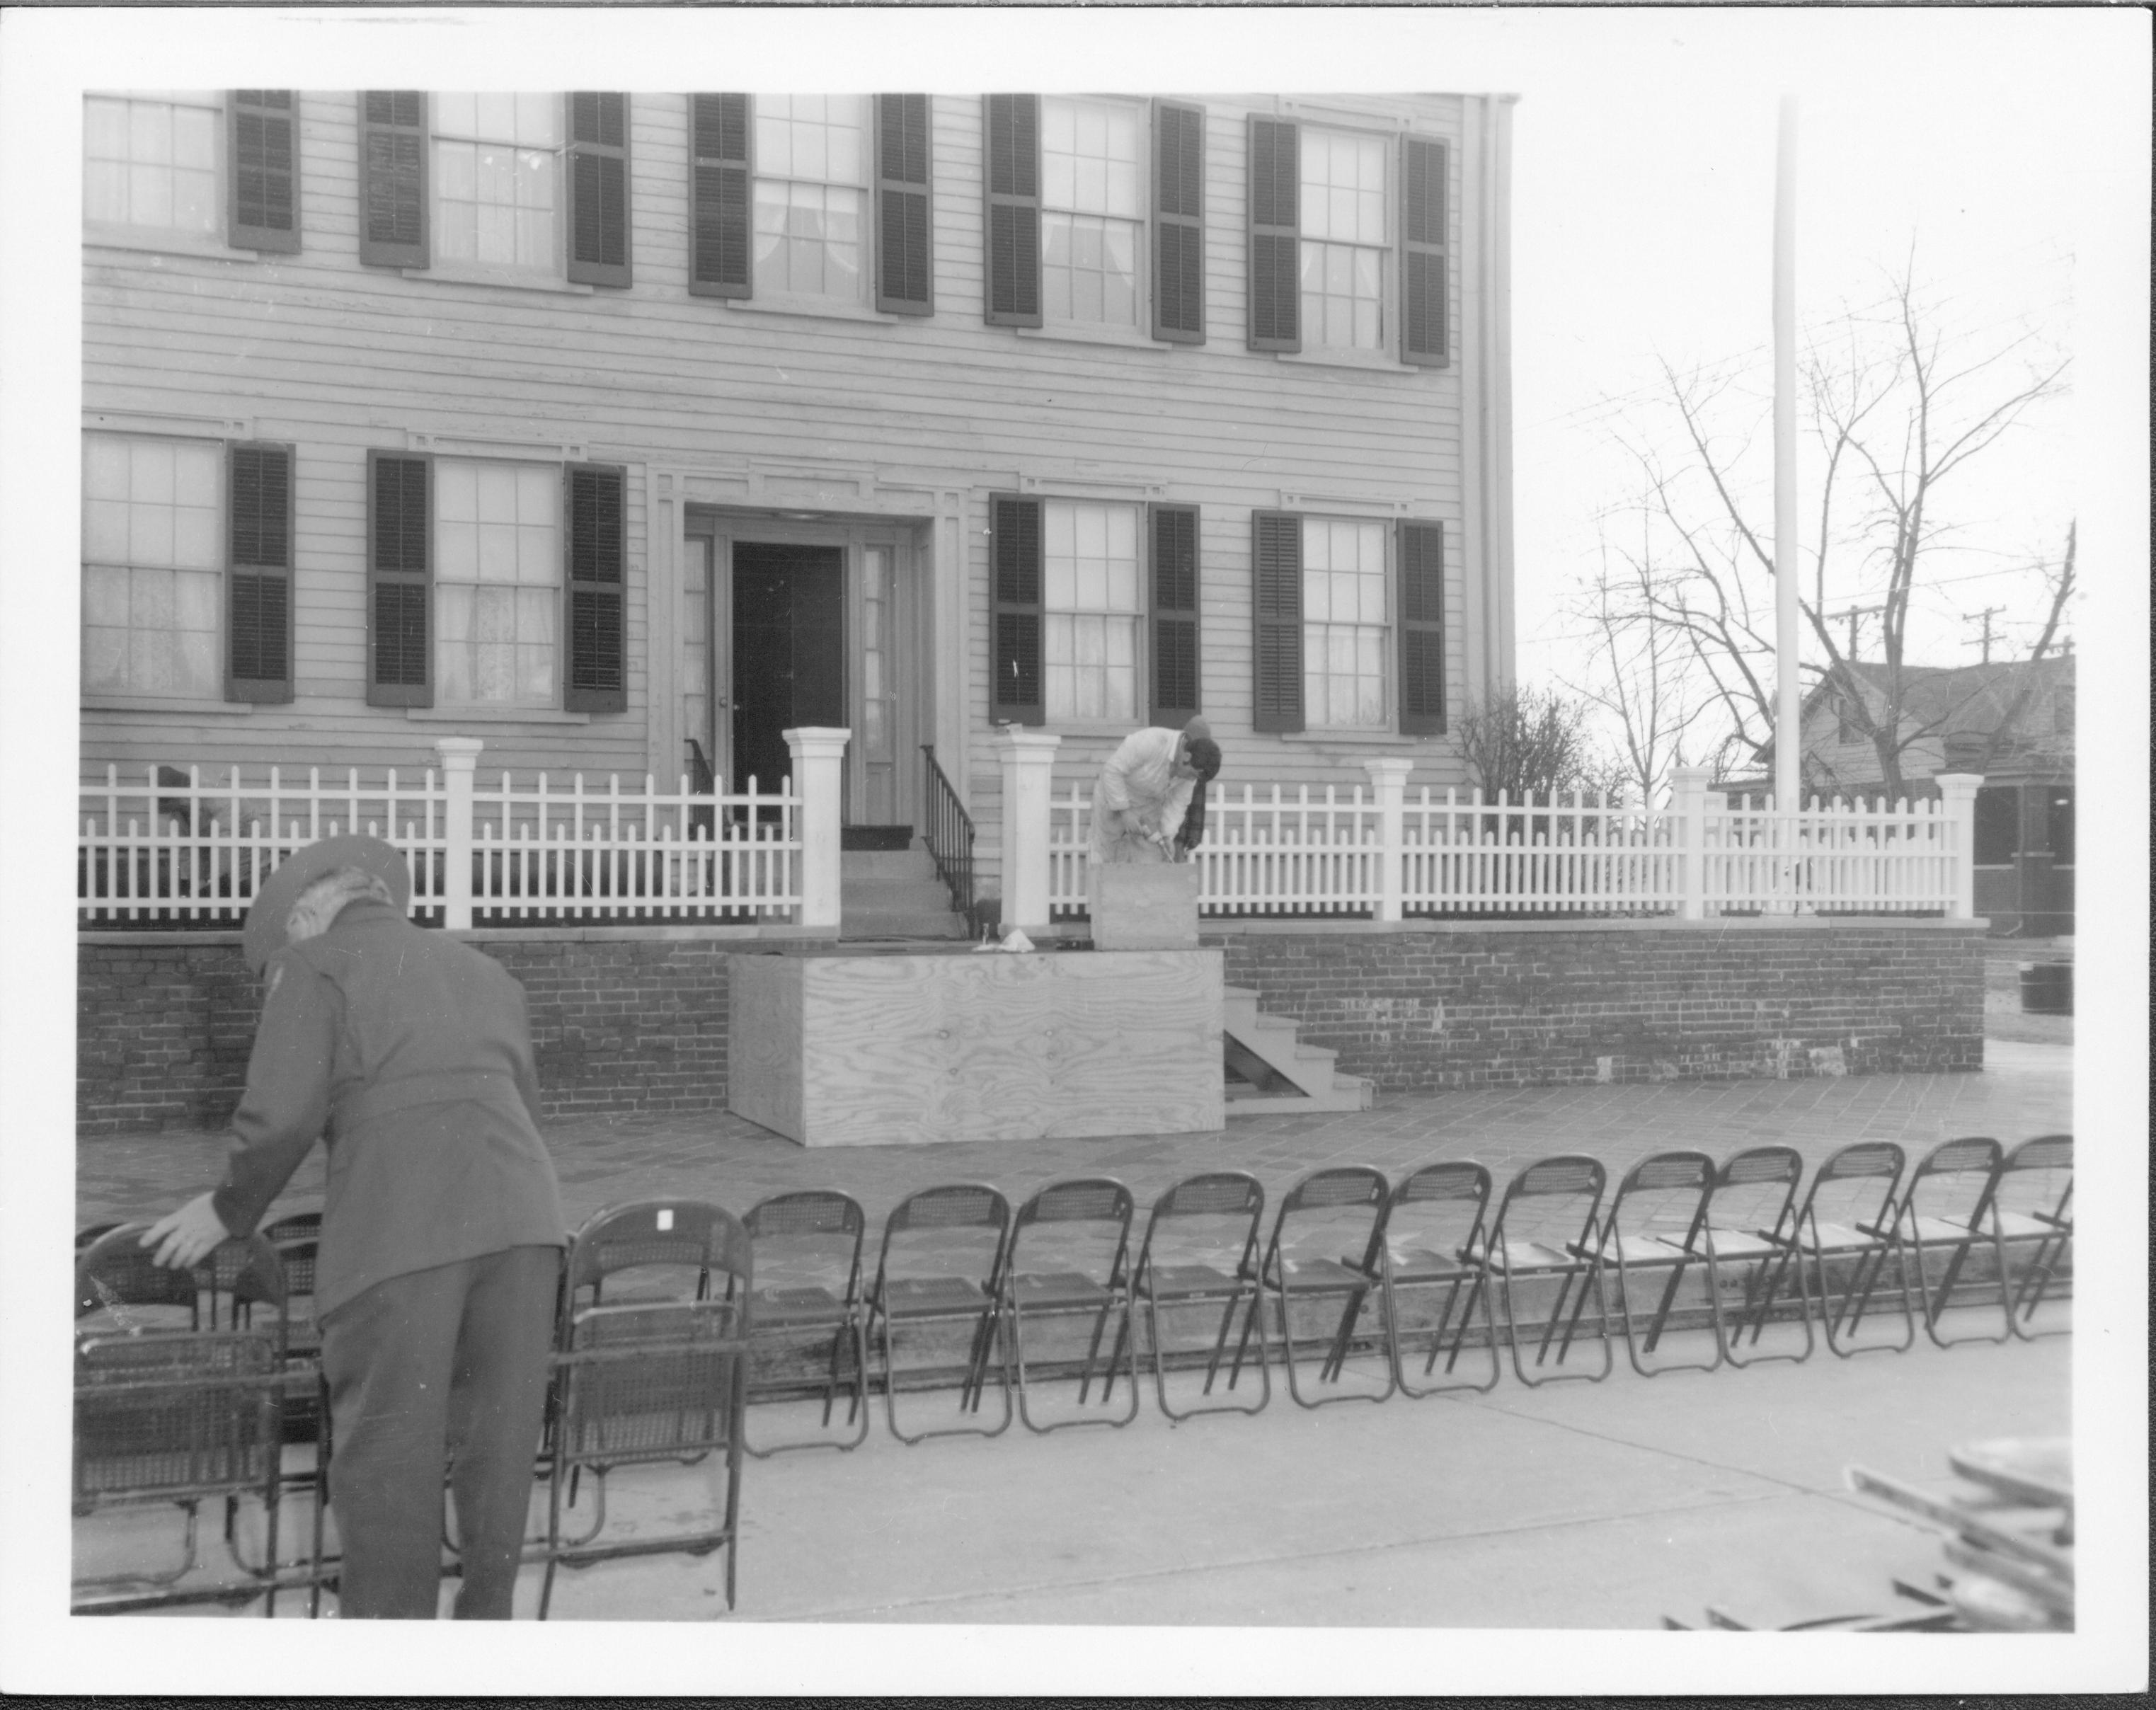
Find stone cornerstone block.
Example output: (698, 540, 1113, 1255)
(1091, 863, 1200, 950)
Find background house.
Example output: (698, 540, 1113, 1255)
(81, 88, 1518, 912)
(1738, 655, 2075, 936)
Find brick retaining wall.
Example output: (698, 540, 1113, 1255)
(1206, 921, 1986, 1091)
(78, 921, 1985, 1135)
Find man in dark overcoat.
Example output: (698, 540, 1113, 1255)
(142, 834, 568, 1619)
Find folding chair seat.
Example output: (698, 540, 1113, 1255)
(1699, 1145, 1814, 1367)
(1372, 1161, 1502, 1396)
(540, 1205, 751, 1617)
(72, 1227, 306, 1616)
(76, 1221, 122, 1250)
(1896, 1137, 2011, 1348)
(1234, 1166, 1394, 1408)
(741, 1190, 871, 1457)
(1762, 1141, 1916, 1358)
(1584, 1150, 1721, 1378)
(1120, 1171, 1270, 1421)
(263, 1211, 323, 1244)
(863, 1184, 1013, 1445)
(999, 1178, 1139, 1434)
(1990, 1134, 2072, 1340)
(1464, 1154, 1613, 1387)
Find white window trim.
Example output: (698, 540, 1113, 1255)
(752, 96, 875, 314)
(1293, 120, 1397, 364)
(86, 410, 251, 442)
(1038, 94, 1153, 348)
(402, 262, 593, 296)
(1299, 512, 1396, 738)
(405, 706, 592, 725)
(84, 695, 254, 717)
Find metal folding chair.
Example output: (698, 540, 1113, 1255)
(1466, 1154, 1613, 1387)
(1896, 1137, 2012, 1348)
(1990, 1134, 2072, 1340)
(1120, 1171, 1271, 1422)
(1372, 1161, 1502, 1396)
(1236, 1166, 1394, 1408)
(541, 1206, 752, 1617)
(1763, 1141, 1916, 1358)
(73, 1227, 306, 1616)
(742, 1190, 871, 1457)
(864, 1184, 1014, 1445)
(998, 1178, 1139, 1434)
(1699, 1145, 1815, 1367)
(1586, 1150, 1721, 1378)
(567, 1198, 738, 1308)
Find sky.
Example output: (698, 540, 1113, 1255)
(1, 8, 2148, 1697)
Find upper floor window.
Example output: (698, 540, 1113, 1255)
(753, 95, 868, 304)
(431, 93, 562, 275)
(84, 90, 298, 253)
(1298, 129, 1387, 352)
(1249, 115, 1446, 367)
(360, 92, 630, 286)
(1040, 98, 1144, 331)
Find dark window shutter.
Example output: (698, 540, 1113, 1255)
(565, 464, 627, 714)
(1247, 115, 1300, 352)
(1152, 101, 1205, 345)
(1251, 510, 1303, 733)
(357, 91, 428, 269)
(982, 95, 1040, 328)
(567, 93, 632, 287)
(874, 93, 934, 316)
(229, 91, 299, 253)
(226, 443, 294, 704)
(367, 452, 432, 708)
(1148, 503, 1202, 725)
(1398, 520, 1446, 734)
(990, 493, 1043, 725)
(1401, 135, 1447, 367)
(689, 93, 752, 299)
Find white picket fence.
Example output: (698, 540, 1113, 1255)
(1047, 778, 1976, 920)
(79, 760, 803, 926)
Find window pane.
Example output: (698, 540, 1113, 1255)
(432, 93, 558, 272)
(85, 94, 220, 234)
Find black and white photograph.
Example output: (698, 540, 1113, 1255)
(1, 3, 2145, 1697)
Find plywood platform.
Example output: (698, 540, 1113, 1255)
(728, 948, 1224, 1147)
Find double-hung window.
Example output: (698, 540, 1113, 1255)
(360, 92, 631, 285)
(1247, 113, 1447, 367)
(84, 90, 299, 253)
(990, 495, 1203, 728)
(985, 95, 1206, 342)
(753, 96, 869, 305)
(362, 453, 626, 714)
(82, 433, 294, 706)
(1040, 98, 1143, 331)
(693, 95, 930, 315)
(1251, 512, 1446, 735)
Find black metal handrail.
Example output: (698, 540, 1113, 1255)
(921, 745, 979, 933)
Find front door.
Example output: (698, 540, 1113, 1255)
(730, 542, 845, 796)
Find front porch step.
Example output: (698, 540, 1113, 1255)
(1222, 984, 1375, 1115)
(839, 844, 968, 941)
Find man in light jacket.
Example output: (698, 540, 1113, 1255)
(142, 834, 567, 1619)
(1089, 716, 1222, 866)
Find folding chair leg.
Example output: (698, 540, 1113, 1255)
(1147, 1289, 1269, 1422)
(1619, 1256, 1722, 1379)
(1911, 1222, 2012, 1349)
(1709, 1246, 1814, 1368)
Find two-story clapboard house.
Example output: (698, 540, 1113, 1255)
(81, 88, 1516, 908)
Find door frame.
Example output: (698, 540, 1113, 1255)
(682, 510, 923, 827)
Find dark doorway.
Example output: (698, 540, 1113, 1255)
(731, 542, 844, 797)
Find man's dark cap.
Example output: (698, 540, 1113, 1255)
(241, 834, 412, 973)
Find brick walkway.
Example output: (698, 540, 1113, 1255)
(76, 1039, 2072, 1236)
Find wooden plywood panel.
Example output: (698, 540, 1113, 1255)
(727, 953, 805, 1140)
(733, 949, 1222, 1147)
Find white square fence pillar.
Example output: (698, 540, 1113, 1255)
(990, 727, 1062, 935)
(785, 726, 851, 933)
(1362, 757, 1416, 923)
(1933, 771, 1982, 921)
(432, 737, 485, 929)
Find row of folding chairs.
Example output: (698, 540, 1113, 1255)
(71, 1207, 750, 1620)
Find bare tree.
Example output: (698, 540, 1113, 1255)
(1599, 259, 2069, 798)
(1454, 684, 1595, 801)
(1971, 520, 2077, 775)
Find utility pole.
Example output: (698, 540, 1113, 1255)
(1828, 602, 1887, 662)
(1963, 604, 2007, 664)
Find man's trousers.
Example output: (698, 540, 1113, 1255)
(319, 1244, 561, 1619)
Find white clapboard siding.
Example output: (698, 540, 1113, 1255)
(84, 91, 1489, 834)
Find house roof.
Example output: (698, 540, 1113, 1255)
(1748, 653, 2074, 776)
